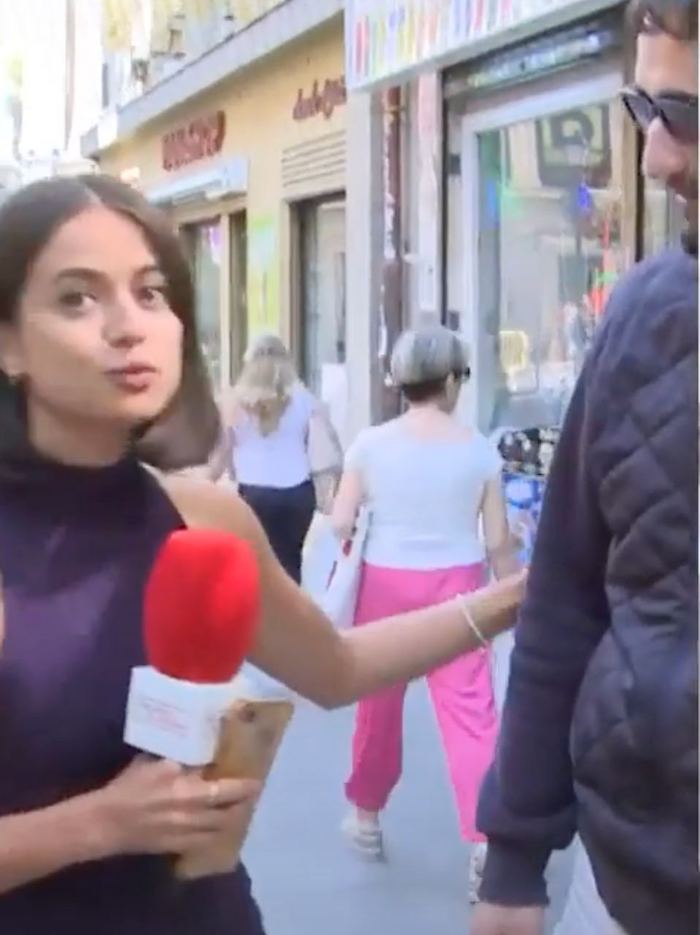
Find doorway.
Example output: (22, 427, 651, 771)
(296, 196, 347, 440)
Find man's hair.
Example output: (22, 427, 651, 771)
(629, 0, 697, 41)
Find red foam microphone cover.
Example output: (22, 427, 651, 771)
(144, 529, 260, 683)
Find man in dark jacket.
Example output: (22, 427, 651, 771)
(471, 2, 698, 934)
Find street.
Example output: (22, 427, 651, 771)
(244, 673, 576, 935)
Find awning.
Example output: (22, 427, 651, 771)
(147, 157, 248, 206)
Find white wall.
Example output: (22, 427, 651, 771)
(344, 90, 384, 441)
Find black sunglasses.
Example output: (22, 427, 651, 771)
(620, 86, 698, 144)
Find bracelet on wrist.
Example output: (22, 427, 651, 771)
(455, 594, 489, 648)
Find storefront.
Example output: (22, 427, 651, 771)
(345, 0, 672, 436)
(443, 11, 632, 433)
(89, 20, 347, 400)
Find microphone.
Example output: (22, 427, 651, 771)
(124, 528, 260, 766)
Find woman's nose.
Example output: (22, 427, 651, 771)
(642, 118, 687, 183)
(102, 295, 147, 347)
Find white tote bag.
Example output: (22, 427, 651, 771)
(302, 513, 339, 598)
(319, 509, 369, 630)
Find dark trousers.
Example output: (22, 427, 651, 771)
(238, 479, 316, 584)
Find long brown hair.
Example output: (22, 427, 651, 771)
(0, 174, 220, 470)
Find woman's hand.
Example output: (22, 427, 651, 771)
(94, 757, 261, 859)
(465, 568, 528, 642)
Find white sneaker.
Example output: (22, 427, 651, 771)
(341, 812, 385, 862)
(468, 842, 488, 904)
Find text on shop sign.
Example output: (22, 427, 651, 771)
(162, 111, 226, 171)
(293, 78, 347, 121)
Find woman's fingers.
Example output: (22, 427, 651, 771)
(174, 775, 260, 811)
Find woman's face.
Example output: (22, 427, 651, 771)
(1, 206, 184, 447)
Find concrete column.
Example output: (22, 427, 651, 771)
(344, 89, 384, 443)
(404, 74, 443, 332)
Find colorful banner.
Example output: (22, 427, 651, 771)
(247, 215, 280, 337)
(346, 0, 576, 90)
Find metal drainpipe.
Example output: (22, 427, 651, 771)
(378, 86, 404, 422)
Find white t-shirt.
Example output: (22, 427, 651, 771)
(232, 384, 316, 489)
(346, 420, 502, 571)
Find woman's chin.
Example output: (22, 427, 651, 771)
(108, 393, 169, 427)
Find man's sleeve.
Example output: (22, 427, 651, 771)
(478, 359, 611, 906)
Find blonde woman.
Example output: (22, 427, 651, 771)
(332, 327, 520, 900)
(215, 335, 340, 583)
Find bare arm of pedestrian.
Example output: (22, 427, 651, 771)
(207, 389, 237, 483)
(330, 467, 363, 539)
(206, 427, 232, 482)
(165, 475, 526, 710)
(481, 477, 522, 579)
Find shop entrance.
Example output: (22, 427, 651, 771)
(456, 66, 626, 434)
(295, 196, 347, 441)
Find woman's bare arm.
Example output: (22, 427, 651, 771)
(165, 477, 526, 710)
(481, 476, 522, 580)
(207, 391, 238, 483)
(205, 434, 230, 483)
(329, 468, 363, 539)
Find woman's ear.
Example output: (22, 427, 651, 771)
(0, 325, 24, 383)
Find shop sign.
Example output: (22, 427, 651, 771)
(346, 0, 577, 91)
(293, 78, 347, 121)
(162, 111, 226, 172)
(536, 104, 612, 189)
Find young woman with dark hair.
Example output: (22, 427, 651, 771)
(0, 175, 525, 933)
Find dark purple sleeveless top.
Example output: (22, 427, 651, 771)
(0, 455, 266, 934)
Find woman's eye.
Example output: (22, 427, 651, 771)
(58, 291, 96, 314)
(138, 285, 169, 308)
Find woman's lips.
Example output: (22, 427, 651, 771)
(106, 365, 158, 393)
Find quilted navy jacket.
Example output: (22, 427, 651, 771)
(478, 247, 698, 935)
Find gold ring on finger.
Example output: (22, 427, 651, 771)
(208, 780, 221, 808)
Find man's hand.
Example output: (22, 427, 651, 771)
(470, 903, 545, 935)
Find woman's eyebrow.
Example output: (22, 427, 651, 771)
(136, 264, 166, 278)
(54, 264, 163, 283)
(54, 266, 104, 283)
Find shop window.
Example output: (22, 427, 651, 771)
(472, 99, 625, 432)
(297, 198, 347, 399)
(643, 177, 686, 255)
(183, 219, 223, 391)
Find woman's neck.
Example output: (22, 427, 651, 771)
(27, 408, 130, 468)
(405, 401, 452, 419)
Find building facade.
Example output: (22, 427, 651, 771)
(345, 0, 685, 438)
(85, 1, 351, 441)
(0, 0, 102, 189)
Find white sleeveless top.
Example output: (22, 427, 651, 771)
(346, 420, 502, 571)
(232, 384, 316, 489)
